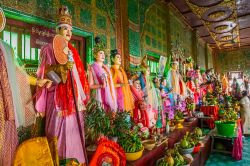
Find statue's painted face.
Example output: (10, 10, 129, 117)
(162, 79, 167, 86)
(58, 26, 72, 41)
(113, 54, 121, 65)
(146, 67, 150, 76)
(172, 63, 178, 70)
(95, 50, 105, 62)
(155, 78, 160, 87)
(133, 80, 141, 90)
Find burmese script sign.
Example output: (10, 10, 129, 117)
(228, 71, 243, 79)
(30, 25, 56, 48)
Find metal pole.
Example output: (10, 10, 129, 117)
(69, 70, 89, 165)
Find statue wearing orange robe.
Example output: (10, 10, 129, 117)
(110, 49, 134, 112)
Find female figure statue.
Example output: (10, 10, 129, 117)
(110, 49, 134, 112)
(88, 37, 117, 111)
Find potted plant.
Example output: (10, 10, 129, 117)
(85, 99, 111, 151)
(107, 111, 131, 142)
(118, 132, 144, 161)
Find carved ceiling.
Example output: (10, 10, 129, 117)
(170, 0, 250, 50)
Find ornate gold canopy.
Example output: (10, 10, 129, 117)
(186, 0, 240, 49)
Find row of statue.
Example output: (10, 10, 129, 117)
(0, 6, 230, 165)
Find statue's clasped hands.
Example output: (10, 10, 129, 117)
(37, 78, 53, 88)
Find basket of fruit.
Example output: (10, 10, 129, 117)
(178, 133, 195, 155)
(156, 148, 192, 166)
(193, 127, 205, 140)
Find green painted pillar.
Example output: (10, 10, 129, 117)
(115, 0, 129, 69)
(166, 3, 171, 58)
(192, 29, 198, 63)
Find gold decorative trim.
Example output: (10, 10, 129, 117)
(1, 0, 115, 59)
(128, 20, 140, 32)
(140, 3, 168, 58)
(144, 45, 167, 56)
(0, 7, 6, 32)
(129, 54, 142, 66)
(186, 0, 240, 49)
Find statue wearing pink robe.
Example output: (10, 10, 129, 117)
(36, 43, 88, 164)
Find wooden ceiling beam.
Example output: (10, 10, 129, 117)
(239, 27, 250, 30)
(192, 24, 204, 28)
(182, 10, 192, 15)
(200, 35, 211, 38)
(237, 13, 250, 18)
(240, 37, 250, 39)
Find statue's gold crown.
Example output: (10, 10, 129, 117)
(57, 6, 72, 27)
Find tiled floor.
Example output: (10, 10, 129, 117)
(206, 137, 250, 166)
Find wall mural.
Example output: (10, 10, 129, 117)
(216, 48, 250, 75)
(128, 0, 141, 66)
(128, 0, 159, 66)
(1, 0, 213, 69)
(0, 0, 116, 63)
(169, 9, 192, 59)
(128, 1, 194, 66)
(141, 3, 168, 57)
(139, 0, 155, 31)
